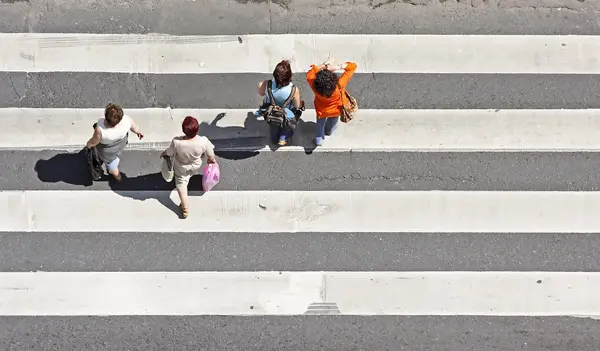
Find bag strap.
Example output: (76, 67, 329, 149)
(337, 82, 346, 107)
(162, 155, 173, 170)
(282, 85, 297, 108)
(268, 80, 297, 109)
(266, 80, 276, 106)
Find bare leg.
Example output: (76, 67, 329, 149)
(176, 185, 189, 218)
(106, 157, 122, 182)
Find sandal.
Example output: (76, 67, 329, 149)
(180, 203, 189, 219)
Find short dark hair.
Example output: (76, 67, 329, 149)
(273, 60, 292, 87)
(313, 69, 338, 98)
(104, 103, 124, 127)
(182, 116, 199, 138)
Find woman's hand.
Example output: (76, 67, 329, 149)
(323, 54, 337, 67)
(135, 132, 144, 140)
(325, 63, 344, 71)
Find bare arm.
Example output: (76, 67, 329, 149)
(86, 127, 102, 148)
(129, 118, 144, 139)
(292, 86, 301, 109)
(257, 80, 267, 96)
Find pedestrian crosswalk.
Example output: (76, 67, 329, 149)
(3, 271, 600, 316)
(3, 33, 600, 74)
(1, 12, 600, 348)
(4, 108, 600, 151)
(3, 190, 600, 233)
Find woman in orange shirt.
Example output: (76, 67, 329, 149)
(306, 61, 357, 146)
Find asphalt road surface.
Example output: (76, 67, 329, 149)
(2, 231, 600, 272)
(1, 316, 599, 351)
(3, 72, 600, 109)
(2, 150, 600, 191)
(0, 0, 598, 35)
(2, 0, 600, 349)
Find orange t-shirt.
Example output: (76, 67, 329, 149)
(306, 62, 357, 118)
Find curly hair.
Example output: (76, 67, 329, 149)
(313, 69, 338, 98)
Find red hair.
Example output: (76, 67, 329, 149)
(182, 116, 199, 138)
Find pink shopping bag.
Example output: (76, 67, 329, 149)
(202, 162, 220, 192)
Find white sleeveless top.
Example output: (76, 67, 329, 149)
(97, 115, 132, 144)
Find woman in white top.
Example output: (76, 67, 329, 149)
(86, 103, 144, 181)
(161, 116, 216, 219)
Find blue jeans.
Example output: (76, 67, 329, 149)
(314, 116, 339, 146)
(269, 123, 294, 144)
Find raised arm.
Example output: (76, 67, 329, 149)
(306, 64, 323, 93)
(307, 63, 345, 92)
(337, 62, 358, 89)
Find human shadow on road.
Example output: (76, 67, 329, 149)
(107, 172, 207, 218)
(196, 111, 269, 161)
(198, 111, 318, 160)
(33, 148, 204, 218)
(33, 112, 319, 188)
(34, 148, 96, 187)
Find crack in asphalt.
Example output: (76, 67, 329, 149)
(7, 75, 21, 102)
(309, 173, 479, 184)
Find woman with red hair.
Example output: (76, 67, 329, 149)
(161, 116, 216, 218)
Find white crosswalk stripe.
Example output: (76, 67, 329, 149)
(2, 190, 600, 233)
(2, 33, 600, 74)
(3, 108, 600, 151)
(1, 27, 599, 330)
(2, 271, 599, 316)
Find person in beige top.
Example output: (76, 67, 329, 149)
(161, 116, 216, 218)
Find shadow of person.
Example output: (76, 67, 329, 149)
(107, 172, 206, 219)
(292, 118, 318, 155)
(197, 111, 281, 160)
(34, 148, 96, 187)
(197, 111, 319, 158)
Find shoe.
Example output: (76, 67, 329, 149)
(278, 134, 289, 146)
(180, 203, 188, 219)
(314, 137, 324, 146)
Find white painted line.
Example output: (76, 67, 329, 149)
(1, 271, 599, 316)
(3, 108, 600, 152)
(2, 190, 600, 233)
(1, 33, 600, 74)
